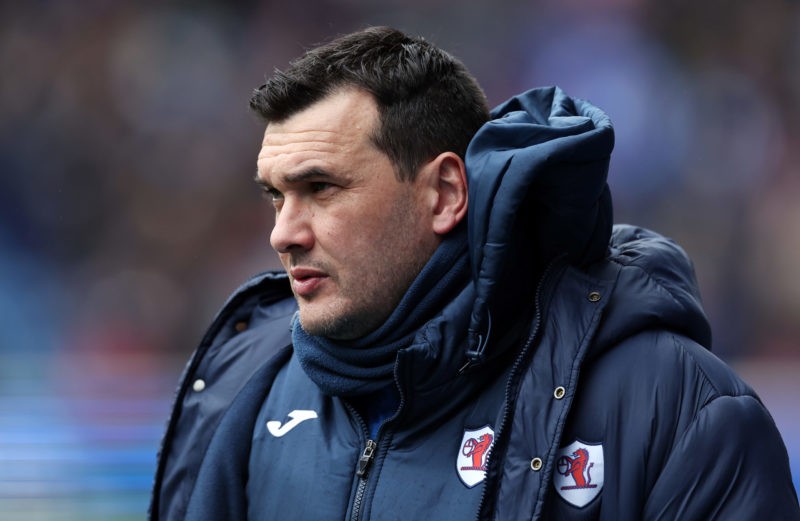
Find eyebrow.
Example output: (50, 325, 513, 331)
(253, 172, 271, 189)
(285, 167, 336, 183)
(253, 167, 337, 188)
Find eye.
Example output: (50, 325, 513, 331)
(260, 185, 283, 205)
(310, 181, 332, 193)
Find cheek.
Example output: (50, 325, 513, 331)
(308, 220, 363, 275)
(318, 207, 375, 245)
(315, 189, 421, 258)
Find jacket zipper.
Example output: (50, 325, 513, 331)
(351, 439, 377, 521)
(357, 439, 377, 478)
(474, 259, 565, 520)
(346, 354, 407, 521)
(342, 395, 384, 521)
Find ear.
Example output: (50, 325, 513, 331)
(417, 152, 468, 235)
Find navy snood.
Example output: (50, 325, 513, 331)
(292, 225, 469, 398)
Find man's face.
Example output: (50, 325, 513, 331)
(256, 88, 440, 340)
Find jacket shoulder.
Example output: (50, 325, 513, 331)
(578, 331, 798, 516)
(150, 271, 297, 521)
(582, 330, 756, 428)
(643, 386, 800, 518)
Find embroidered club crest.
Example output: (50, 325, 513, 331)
(456, 425, 494, 488)
(553, 440, 604, 508)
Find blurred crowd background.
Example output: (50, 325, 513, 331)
(1, 0, 798, 518)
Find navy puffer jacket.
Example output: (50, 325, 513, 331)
(150, 87, 799, 520)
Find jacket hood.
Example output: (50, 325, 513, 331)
(464, 86, 614, 361)
(463, 87, 711, 362)
(592, 225, 712, 354)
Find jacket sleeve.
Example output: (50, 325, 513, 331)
(643, 393, 800, 520)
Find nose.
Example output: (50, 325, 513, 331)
(270, 198, 314, 254)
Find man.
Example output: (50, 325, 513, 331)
(150, 27, 800, 520)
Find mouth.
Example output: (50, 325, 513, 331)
(289, 267, 329, 297)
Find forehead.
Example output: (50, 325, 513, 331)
(258, 88, 380, 175)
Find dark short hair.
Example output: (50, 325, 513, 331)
(249, 26, 490, 181)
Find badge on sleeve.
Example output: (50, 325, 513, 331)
(553, 440, 604, 507)
(456, 425, 495, 488)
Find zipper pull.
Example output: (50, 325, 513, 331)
(356, 439, 377, 478)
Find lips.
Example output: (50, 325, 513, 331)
(289, 267, 329, 297)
